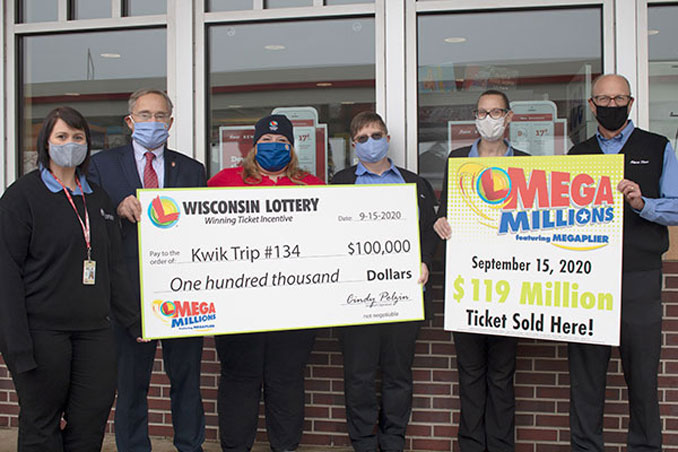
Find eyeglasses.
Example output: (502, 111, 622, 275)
(354, 132, 384, 144)
(131, 111, 171, 122)
(473, 108, 509, 120)
(591, 95, 633, 107)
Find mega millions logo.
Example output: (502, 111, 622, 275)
(148, 196, 180, 229)
(475, 166, 512, 205)
(152, 299, 217, 331)
(455, 160, 616, 250)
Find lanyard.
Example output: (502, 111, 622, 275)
(51, 172, 91, 260)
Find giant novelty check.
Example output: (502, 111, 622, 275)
(138, 184, 424, 339)
(444, 155, 624, 345)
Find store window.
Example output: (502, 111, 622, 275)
(417, 7, 603, 191)
(266, 0, 313, 8)
(208, 0, 253, 12)
(20, 28, 167, 174)
(207, 18, 376, 181)
(326, 0, 374, 5)
(207, 0, 373, 13)
(648, 3, 678, 154)
(124, 0, 166, 16)
(73, 0, 111, 20)
(18, 0, 57, 23)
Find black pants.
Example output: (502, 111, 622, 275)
(7, 328, 117, 452)
(454, 332, 517, 452)
(339, 321, 421, 452)
(113, 321, 205, 452)
(569, 269, 663, 452)
(215, 329, 316, 452)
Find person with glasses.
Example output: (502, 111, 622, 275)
(88, 88, 207, 452)
(433, 90, 528, 452)
(331, 112, 438, 452)
(567, 74, 678, 452)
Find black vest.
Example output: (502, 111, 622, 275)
(568, 128, 668, 271)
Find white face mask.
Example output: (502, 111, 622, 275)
(475, 116, 506, 142)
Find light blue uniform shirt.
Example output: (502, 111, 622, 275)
(468, 139, 515, 157)
(40, 165, 93, 195)
(595, 120, 678, 226)
(355, 159, 406, 185)
(133, 140, 165, 188)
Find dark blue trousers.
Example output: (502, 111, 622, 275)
(113, 321, 205, 452)
(569, 269, 663, 452)
(454, 332, 517, 452)
(7, 328, 117, 452)
(215, 330, 316, 452)
(340, 321, 422, 452)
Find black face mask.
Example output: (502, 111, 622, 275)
(595, 104, 629, 131)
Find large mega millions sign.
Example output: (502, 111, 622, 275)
(444, 155, 624, 346)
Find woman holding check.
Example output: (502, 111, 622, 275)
(208, 114, 323, 452)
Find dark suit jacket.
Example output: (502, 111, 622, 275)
(88, 143, 207, 305)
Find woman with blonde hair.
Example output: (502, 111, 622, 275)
(209, 114, 323, 452)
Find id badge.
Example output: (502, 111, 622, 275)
(83, 260, 96, 285)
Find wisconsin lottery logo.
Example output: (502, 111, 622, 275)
(148, 196, 180, 229)
(456, 161, 616, 250)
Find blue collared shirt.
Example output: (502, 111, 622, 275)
(468, 139, 515, 157)
(40, 165, 92, 195)
(133, 140, 165, 188)
(595, 120, 678, 226)
(354, 159, 406, 185)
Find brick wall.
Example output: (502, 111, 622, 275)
(2, 262, 678, 451)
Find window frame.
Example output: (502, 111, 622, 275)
(406, 0, 615, 171)
(6, 0, 169, 183)
(197, 0, 382, 172)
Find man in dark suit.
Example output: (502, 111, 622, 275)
(89, 88, 206, 452)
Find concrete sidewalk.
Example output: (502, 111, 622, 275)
(0, 428, 351, 451)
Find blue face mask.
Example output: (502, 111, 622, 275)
(255, 142, 292, 172)
(131, 120, 170, 150)
(355, 137, 389, 163)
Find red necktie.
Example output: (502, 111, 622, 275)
(144, 152, 159, 188)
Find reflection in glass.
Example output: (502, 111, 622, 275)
(208, 18, 375, 180)
(208, 0, 253, 12)
(124, 0, 166, 16)
(21, 29, 167, 174)
(19, 0, 57, 23)
(417, 8, 602, 191)
(649, 5, 678, 155)
(326, 0, 374, 4)
(265, 0, 313, 8)
(73, 0, 110, 20)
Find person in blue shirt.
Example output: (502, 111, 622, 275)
(568, 73, 678, 452)
(0, 106, 141, 451)
(434, 90, 528, 452)
(331, 112, 438, 452)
